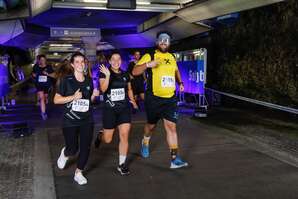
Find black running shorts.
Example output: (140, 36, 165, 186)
(102, 107, 131, 129)
(36, 85, 51, 94)
(144, 93, 179, 124)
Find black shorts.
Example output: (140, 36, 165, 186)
(102, 107, 131, 129)
(131, 79, 144, 95)
(36, 84, 51, 94)
(144, 93, 179, 124)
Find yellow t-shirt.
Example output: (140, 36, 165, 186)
(137, 50, 177, 98)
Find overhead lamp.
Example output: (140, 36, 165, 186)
(137, 1, 151, 5)
(82, 0, 107, 3)
(49, 44, 73, 47)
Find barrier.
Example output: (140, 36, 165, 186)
(206, 88, 298, 115)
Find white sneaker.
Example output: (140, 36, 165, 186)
(57, 147, 69, 169)
(74, 171, 87, 185)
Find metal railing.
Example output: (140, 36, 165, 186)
(206, 87, 298, 115)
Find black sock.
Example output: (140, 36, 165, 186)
(170, 148, 178, 160)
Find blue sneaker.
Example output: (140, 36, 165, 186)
(170, 156, 188, 169)
(141, 142, 149, 158)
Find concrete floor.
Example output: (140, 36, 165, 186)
(47, 110, 298, 199)
(2, 89, 297, 199)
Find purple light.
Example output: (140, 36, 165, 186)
(0, 63, 10, 97)
(0, 20, 24, 44)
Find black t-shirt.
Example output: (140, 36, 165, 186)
(56, 75, 94, 127)
(100, 68, 130, 109)
(32, 64, 54, 87)
(127, 61, 145, 84)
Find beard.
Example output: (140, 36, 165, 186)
(157, 44, 169, 53)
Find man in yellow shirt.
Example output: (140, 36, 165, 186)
(132, 31, 188, 169)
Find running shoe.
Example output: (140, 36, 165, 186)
(57, 147, 69, 169)
(140, 141, 149, 158)
(74, 171, 87, 185)
(170, 156, 188, 169)
(117, 164, 130, 175)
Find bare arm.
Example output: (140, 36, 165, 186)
(127, 82, 138, 109)
(99, 77, 110, 93)
(99, 64, 111, 93)
(46, 72, 56, 79)
(175, 68, 184, 92)
(127, 82, 135, 102)
(54, 93, 75, 104)
(132, 63, 147, 76)
(54, 89, 82, 104)
(175, 68, 182, 84)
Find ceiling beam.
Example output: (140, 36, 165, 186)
(52, 1, 181, 12)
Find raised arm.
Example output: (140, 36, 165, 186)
(99, 64, 110, 93)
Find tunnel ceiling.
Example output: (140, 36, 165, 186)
(1, 0, 286, 52)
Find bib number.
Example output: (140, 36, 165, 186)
(161, 76, 175, 88)
(38, 75, 47, 83)
(110, 88, 125, 101)
(72, 99, 90, 112)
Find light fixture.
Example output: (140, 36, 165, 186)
(82, 0, 107, 3)
(49, 44, 73, 47)
(137, 1, 151, 5)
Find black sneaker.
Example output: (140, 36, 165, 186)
(117, 164, 130, 175)
(94, 130, 103, 148)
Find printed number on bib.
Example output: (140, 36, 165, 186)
(111, 88, 125, 101)
(72, 99, 90, 112)
(38, 75, 47, 83)
(161, 76, 175, 88)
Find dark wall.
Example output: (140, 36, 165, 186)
(209, 0, 298, 107)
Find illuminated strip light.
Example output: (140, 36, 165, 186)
(49, 44, 73, 47)
(206, 88, 298, 114)
(68, 0, 153, 4)
(137, 1, 151, 5)
(82, 0, 107, 3)
(82, 0, 151, 5)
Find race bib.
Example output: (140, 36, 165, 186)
(72, 99, 90, 112)
(161, 76, 175, 88)
(38, 75, 47, 83)
(110, 88, 125, 101)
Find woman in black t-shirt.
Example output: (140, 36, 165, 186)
(31, 55, 55, 120)
(54, 52, 99, 185)
(96, 51, 137, 175)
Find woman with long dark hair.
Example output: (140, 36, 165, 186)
(54, 52, 99, 185)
